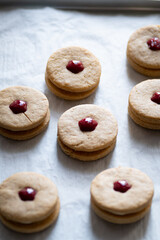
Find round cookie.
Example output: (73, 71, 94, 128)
(127, 25, 160, 77)
(45, 46, 101, 100)
(128, 79, 160, 129)
(58, 104, 118, 161)
(0, 110, 50, 140)
(91, 167, 154, 224)
(0, 86, 50, 140)
(0, 172, 60, 233)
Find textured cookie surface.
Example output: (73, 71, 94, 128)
(91, 198, 151, 224)
(128, 106, 160, 129)
(0, 199, 60, 233)
(58, 104, 118, 152)
(45, 72, 98, 100)
(129, 80, 160, 123)
(0, 86, 49, 131)
(91, 167, 154, 215)
(46, 46, 101, 92)
(58, 137, 116, 161)
(0, 172, 58, 224)
(127, 56, 160, 77)
(127, 25, 160, 69)
(0, 109, 50, 140)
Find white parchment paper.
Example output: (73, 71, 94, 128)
(0, 7, 160, 240)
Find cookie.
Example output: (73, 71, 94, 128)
(45, 46, 101, 100)
(127, 25, 160, 77)
(91, 167, 154, 224)
(58, 104, 118, 161)
(0, 172, 60, 233)
(0, 86, 50, 140)
(128, 79, 160, 129)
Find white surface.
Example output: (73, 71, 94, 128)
(0, 7, 160, 240)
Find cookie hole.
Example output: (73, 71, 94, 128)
(19, 187, 36, 201)
(9, 100, 27, 114)
(66, 60, 84, 74)
(151, 92, 160, 104)
(78, 117, 98, 132)
(113, 180, 131, 193)
(147, 37, 160, 50)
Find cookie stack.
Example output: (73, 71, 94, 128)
(0, 172, 60, 233)
(45, 46, 101, 100)
(91, 167, 154, 224)
(0, 86, 50, 140)
(58, 104, 118, 161)
(127, 25, 160, 77)
(128, 79, 160, 129)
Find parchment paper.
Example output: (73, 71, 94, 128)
(0, 7, 160, 240)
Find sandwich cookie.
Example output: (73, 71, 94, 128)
(45, 46, 101, 100)
(0, 172, 60, 233)
(58, 104, 118, 161)
(0, 86, 50, 140)
(127, 25, 160, 77)
(91, 167, 154, 224)
(128, 79, 160, 129)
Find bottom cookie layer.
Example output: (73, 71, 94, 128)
(58, 137, 116, 161)
(91, 199, 151, 224)
(0, 198, 60, 233)
(127, 55, 160, 77)
(45, 73, 98, 100)
(128, 106, 160, 129)
(0, 110, 50, 140)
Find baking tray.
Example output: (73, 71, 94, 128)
(0, 0, 160, 10)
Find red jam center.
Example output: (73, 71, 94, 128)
(151, 92, 160, 104)
(113, 180, 131, 193)
(19, 187, 36, 201)
(66, 60, 84, 74)
(78, 117, 98, 132)
(147, 37, 160, 50)
(9, 100, 27, 114)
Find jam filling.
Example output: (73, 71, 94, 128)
(78, 117, 98, 132)
(19, 187, 36, 201)
(66, 60, 84, 74)
(147, 37, 160, 50)
(113, 180, 131, 193)
(9, 100, 27, 114)
(151, 92, 160, 104)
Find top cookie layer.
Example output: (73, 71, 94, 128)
(129, 79, 160, 122)
(46, 46, 101, 92)
(127, 25, 160, 69)
(0, 172, 58, 224)
(0, 86, 49, 131)
(91, 167, 154, 215)
(58, 104, 118, 152)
